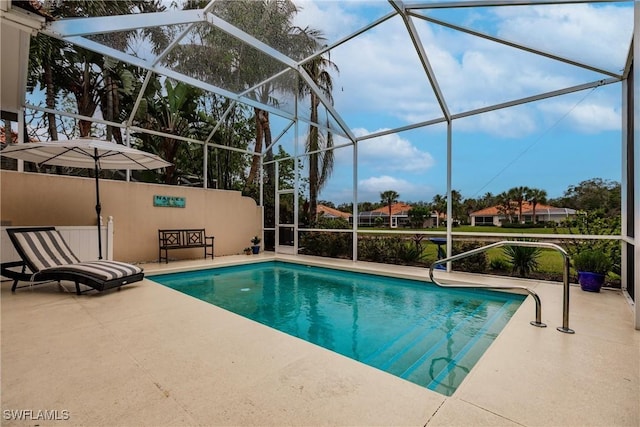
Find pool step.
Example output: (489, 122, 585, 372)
(364, 300, 487, 371)
(421, 300, 514, 394)
(407, 301, 514, 395)
(364, 300, 513, 394)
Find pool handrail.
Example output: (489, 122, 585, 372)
(429, 240, 574, 334)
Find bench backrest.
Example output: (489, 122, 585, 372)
(7, 227, 82, 272)
(158, 229, 207, 247)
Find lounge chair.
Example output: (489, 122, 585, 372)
(1, 227, 144, 295)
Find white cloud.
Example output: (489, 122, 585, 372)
(495, 4, 632, 70)
(294, 1, 631, 138)
(358, 175, 416, 201)
(539, 100, 621, 133)
(332, 128, 435, 172)
(294, 1, 367, 42)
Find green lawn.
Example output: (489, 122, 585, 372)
(485, 247, 565, 273)
(420, 244, 563, 273)
(358, 226, 570, 234)
(428, 225, 570, 234)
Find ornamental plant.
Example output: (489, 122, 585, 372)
(573, 249, 612, 275)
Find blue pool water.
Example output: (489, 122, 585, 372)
(150, 261, 524, 396)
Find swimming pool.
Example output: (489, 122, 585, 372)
(150, 261, 525, 396)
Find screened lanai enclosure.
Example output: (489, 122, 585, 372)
(1, 0, 638, 326)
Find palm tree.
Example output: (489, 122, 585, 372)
(503, 242, 542, 277)
(380, 190, 399, 228)
(450, 189, 463, 224)
(508, 186, 531, 223)
(526, 188, 548, 224)
(481, 192, 495, 209)
(300, 51, 339, 225)
(135, 80, 202, 184)
(30, 0, 166, 140)
(431, 194, 446, 227)
(496, 191, 515, 223)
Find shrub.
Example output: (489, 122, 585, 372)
(573, 250, 612, 275)
(396, 242, 426, 264)
(357, 236, 388, 263)
(299, 231, 351, 258)
(501, 222, 547, 229)
(556, 211, 621, 275)
(502, 243, 541, 278)
(357, 236, 427, 266)
(489, 257, 509, 271)
(451, 241, 488, 273)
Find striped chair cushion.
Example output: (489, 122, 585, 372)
(12, 229, 143, 281)
(43, 260, 143, 281)
(12, 229, 82, 271)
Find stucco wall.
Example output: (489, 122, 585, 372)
(0, 171, 262, 263)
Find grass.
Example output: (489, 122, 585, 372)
(326, 228, 619, 285)
(426, 226, 569, 234)
(418, 242, 567, 282)
(358, 226, 571, 234)
(486, 247, 564, 273)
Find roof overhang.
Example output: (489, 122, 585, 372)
(0, 2, 45, 117)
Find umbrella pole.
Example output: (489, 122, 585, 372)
(94, 150, 103, 260)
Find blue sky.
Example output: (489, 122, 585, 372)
(277, 0, 634, 205)
(25, 1, 633, 206)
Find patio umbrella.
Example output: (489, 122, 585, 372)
(1, 138, 171, 259)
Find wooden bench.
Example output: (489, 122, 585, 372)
(158, 229, 214, 264)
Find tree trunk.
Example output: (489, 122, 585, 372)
(260, 109, 274, 186)
(76, 61, 98, 137)
(245, 107, 263, 190)
(102, 74, 123, 143)
(308, 93, 319, 225)
(44, 63, 58, 141)
(162, 137, 179, 184)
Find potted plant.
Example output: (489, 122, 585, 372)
(243, 247, 252, 255)
(250, 236, 261, 254)
(573, 249, 612, 292)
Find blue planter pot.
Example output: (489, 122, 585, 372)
(251, 245, 260, 254)
(578, 271, 605, 292)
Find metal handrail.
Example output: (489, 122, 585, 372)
(429, 240, 574, 334)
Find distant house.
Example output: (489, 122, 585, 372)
(317, 204, 351, 220)
(470, 202, 577, 226)
(316, 203, 441, 228)
(1, 127, 15, 144)
(355, 202, 410, 228)
(354, 202, 438, 228)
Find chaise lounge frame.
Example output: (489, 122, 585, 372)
(1, 227, 144, 295)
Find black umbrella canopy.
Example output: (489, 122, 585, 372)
(1, 138, 172, 259)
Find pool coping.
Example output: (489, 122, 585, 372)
(2, 253, 638, 426)
(148, 257, 527, 397)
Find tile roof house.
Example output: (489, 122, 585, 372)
(316, 203, 439, 228)
(0, 126, 19, 144)
(355, 202, 410, 228)
(317, 204, 351, 220)
(470, 202, 577, 226)
(358, 202, 440, 228)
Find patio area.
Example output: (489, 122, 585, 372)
(2, 254, 638, 426)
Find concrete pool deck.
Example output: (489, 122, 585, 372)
(1, 254, 638, 426)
